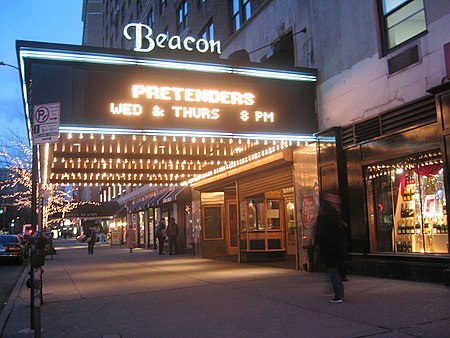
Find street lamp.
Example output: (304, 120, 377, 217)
(0, 61, 19, 70)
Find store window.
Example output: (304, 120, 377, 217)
(366, 151, 448, 254)
(379, 0, 427, 52)
(239, 195, 286, 252)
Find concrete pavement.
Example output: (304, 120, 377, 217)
(1, 240, 449, 338)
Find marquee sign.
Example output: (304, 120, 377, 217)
(21, 42, 317, 136)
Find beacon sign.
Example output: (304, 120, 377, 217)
(124, 23, 222, 54)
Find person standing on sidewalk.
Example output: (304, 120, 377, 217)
(87, 225, 96, 255)
(167, 217, 179, 255)
(315, 194, 347, 303)
(156, 218, 166, 255)
(127, 225, 136, 253)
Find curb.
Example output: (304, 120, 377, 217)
(0, 263, 29, 337)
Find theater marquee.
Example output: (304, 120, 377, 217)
(18, 41, 317, 136)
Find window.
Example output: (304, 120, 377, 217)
(203, 206, 223, 239)
(379, 0, 427, 52)
(147, 7, 154, 29)
(200, 21, 214, 41)
(160, 0, 167, 16)
(232, 0, 251, 32)
(366, 151, 447, 254)
(199, 0, 207, 6)
(137, 0, 143, 17)
(177, 0, 188, 33)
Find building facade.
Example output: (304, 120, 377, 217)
(81, 0, 450, 282)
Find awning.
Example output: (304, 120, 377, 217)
(64, 201, 120, 219)
(113, 207, 127, 218)
(130, 199, 149, 213)
(149, 191, 172, 207)
(143, 195, 160, 209)
(161, 187, 187, 205)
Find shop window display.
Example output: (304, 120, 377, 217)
(366, 152, 448, 254)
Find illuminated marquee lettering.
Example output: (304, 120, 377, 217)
(172, 106, 220, 120)
(124, 23, 222, 54)
(132, 85, 255, 106)
(109, 84, 275, 124)
(110, 103, 143, 116)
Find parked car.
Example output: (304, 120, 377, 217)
(0, 234, 26, 264)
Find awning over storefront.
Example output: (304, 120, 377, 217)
(130, 199, 149, 213)
(161, 186, 187, 204)
(113, 207, 127, 218)
(64, 201, 120, 219)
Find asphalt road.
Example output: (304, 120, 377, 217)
(0, 259, 27, 313)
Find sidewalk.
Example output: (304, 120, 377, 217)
(1, 240, 449, 338)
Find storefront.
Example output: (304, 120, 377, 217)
(322, 96, 450, 283)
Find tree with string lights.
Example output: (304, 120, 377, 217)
(0, 139, 77, 231)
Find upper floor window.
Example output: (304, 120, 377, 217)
(160, 0, 167, 16)
(147, 7, 154, 29)
(177, 0, 188, 33)
(198, 0, 207, 6)
(200, 21, 214, 41)
(232, 0, 251, 32)
(137, 0, 143, 17)
(379, 0, 427, 52)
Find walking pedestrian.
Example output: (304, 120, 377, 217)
(127, 225, 136, 253)
(87, 225, 96, 255)
(167, 217, 179, 255)
(315, 194, 347, 303)
(156, 218, 166, 255)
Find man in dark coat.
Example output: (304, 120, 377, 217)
(87, 225, 96, 255)
(315, 198, 347, 303)
(166, 217, 179, 255)
(155, 219, 166, 255)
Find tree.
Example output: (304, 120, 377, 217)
(0, 139, 78, 229)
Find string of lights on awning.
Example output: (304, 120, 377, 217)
(42, 128, 321, 187)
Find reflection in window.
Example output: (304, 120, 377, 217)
(200, 21, 214, 41)
(232, 0, 251, 32)
(380, 0, 426, 50)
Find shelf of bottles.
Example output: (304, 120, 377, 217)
(395, 174, 448, 253)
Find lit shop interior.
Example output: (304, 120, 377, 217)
(366, 151, 448, 254)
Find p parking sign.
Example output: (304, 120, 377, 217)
(32, 102, 60, 144)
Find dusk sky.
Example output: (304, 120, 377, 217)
(0, 1, 83, 144)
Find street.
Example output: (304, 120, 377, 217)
(0, 259, 26, 314)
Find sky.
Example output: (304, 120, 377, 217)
(0, 0, 83, 144)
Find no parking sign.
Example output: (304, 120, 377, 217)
(32, 102, 60, 144)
